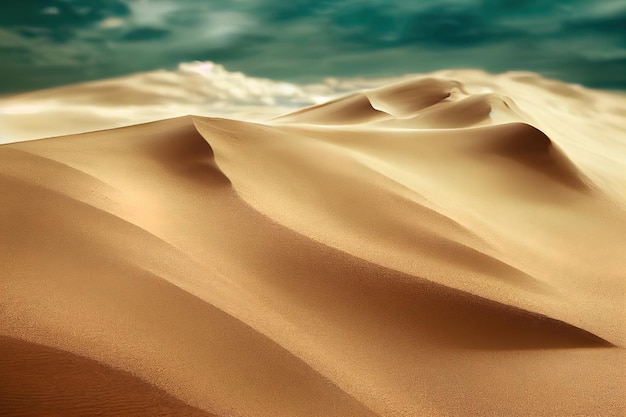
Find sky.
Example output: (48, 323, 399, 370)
(0, 0, 625, 94)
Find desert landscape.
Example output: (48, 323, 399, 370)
(1, 68, 625, 416)
(1, 0, 626, 415)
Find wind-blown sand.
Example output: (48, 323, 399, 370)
(1, 71, 625, 416)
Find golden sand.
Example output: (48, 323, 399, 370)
(1, 72, 625, 416)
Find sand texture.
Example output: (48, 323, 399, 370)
(1, 71, 625, 416)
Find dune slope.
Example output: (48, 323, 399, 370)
(1, 73, 625, 417)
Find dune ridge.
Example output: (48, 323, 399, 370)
(1, 73, 625, 416)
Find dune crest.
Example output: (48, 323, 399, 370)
(1, 73, 625, 417)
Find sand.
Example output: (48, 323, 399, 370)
(1, 71, 625, 416)
(0, 61, 338, 143)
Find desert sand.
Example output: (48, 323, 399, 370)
(1, 70, 625, 416)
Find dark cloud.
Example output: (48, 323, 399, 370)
(563, 56, 626, 90)
(0, 46, 33, 63)
(0, 0, 129, 45)
(0, 0, 130, 27)
(264, 0, 331, 22)
(396, 6, 524, 48)
(480, 0, 576, 13)
(121, 27, 170, 42)
(0, 0, 625, 93)
(564, 13, 626, 39)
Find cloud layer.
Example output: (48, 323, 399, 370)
(1, 0, 625, 93)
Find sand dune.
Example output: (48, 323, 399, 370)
(1, 72, 625, 416)
(0, 61, 344, 143)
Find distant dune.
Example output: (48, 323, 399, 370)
(1, 70, 625, 416)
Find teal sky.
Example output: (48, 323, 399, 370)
(1, 0, 625, 93)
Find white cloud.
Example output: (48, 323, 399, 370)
(100, 17, 126, 29)
(41, 7, 60, 15)
(201, 11, 255, 44)
(584, 0, 626, 17)
(127, 0, 178, 25)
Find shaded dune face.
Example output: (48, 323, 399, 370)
(366, 78, 461, 117)
(385, 94, 498, 128)
(272, 93, 389, 125)
(1, 74, 625, 417)
(468, 122, 588, 190)
(0, 337, 214, 417)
